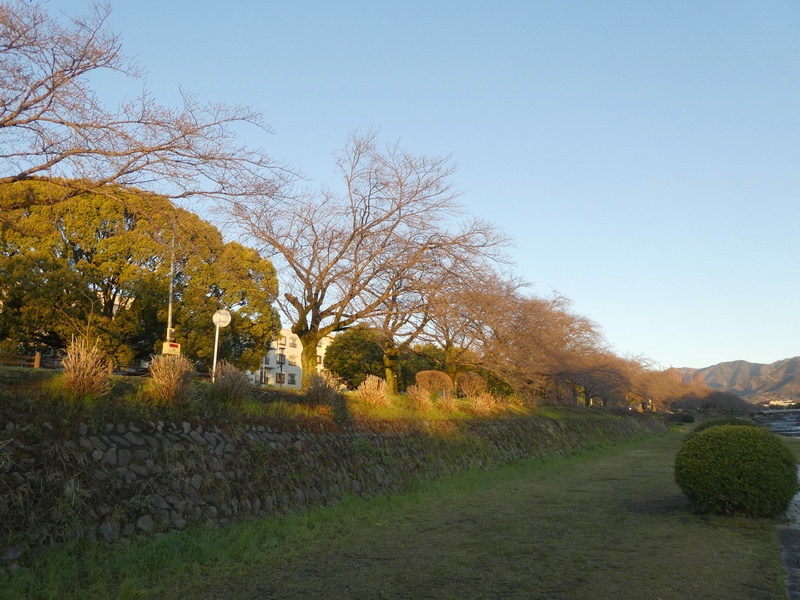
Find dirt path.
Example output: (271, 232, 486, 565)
(161, 434, 785, 600)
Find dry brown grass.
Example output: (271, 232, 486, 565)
(147, 354, 195, 406)
(306, 372, 344, 406)
(357, 375, 389, 407)
(60, 337, 110, 401)
(213, 361, 252, 406)
(469, 392, 496, 415)
(406, 384, 433, 412)
(416, 370, 453, 396)
(438, 389, 457, 412)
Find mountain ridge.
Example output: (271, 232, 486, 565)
(675, 356, 800, 402)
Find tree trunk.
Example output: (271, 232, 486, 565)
(299, 332, 325, 390)
(443, 346, 460, 387)
(383, 343, 401, 396)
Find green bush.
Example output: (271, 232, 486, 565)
(688, 417, 757, 438)
(674, 425, 798, 517)
(680, 413, 696, 424)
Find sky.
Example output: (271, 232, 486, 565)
(49, 0, 800, 369)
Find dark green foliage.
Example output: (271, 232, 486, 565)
(680, 413, 696, 423)
(324, 326, 385, 388)
(674, 425, 798, 517)
(0, 181, 280, 370)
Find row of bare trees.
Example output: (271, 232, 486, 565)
(1, 1, 712, 409)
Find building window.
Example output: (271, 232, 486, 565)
(288, 356, 297, 367)
(288, 374, 296, 386)
(316, 355, 322, 365)
(289, 338, 297, 348)
(279, 335, 287, 346)
(263, 355, 270, 366)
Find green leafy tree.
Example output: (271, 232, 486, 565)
(176, 241, 281, 371)
(324, 326, 385, 389)
(0, 181, 280, 367)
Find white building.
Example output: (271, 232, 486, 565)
(256, 328, 333, 390)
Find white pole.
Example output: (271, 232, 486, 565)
(212, 324, 220, 383)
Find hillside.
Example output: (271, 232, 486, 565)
(677, 357, 800, 402)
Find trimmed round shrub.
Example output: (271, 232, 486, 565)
(675, 425, 798, 517)
(680, 413, 696, 424)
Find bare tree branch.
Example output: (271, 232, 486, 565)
(225, 130, 510, 388)
(0, 1, 294, 214)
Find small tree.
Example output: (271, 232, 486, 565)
(323, 326, 384, 388)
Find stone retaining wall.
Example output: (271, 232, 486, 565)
(0, 411, 666, 570)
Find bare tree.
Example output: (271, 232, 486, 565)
(227, 131, 507, 388)
(479, 290, 608, 403)
(412, 265, 524, 387)
(363, 233, 509, 394)
(0, 1, 291, 213)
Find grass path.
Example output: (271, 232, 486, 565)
(155, 432, 786, 600)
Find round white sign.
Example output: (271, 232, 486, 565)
(212, 309, 232, 327)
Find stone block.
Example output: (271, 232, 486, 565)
(101, 447, 117, 465)
(89, 436, 107, 451)
(125, 432, 145, 446)
(99, 520, 119, 542)
(129, 464, 149, 477)
(117, 449, 132, 467)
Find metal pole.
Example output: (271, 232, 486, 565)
(166, 223, 176, 342)
(212, 323, 220, 383)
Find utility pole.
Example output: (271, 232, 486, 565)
(166, 220, 176, 343)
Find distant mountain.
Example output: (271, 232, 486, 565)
(676, 357, 800, 402)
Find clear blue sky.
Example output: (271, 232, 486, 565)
(53, 0, 799, 369)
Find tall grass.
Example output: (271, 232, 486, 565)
(212, 361, 252, 406)
(356, 375, 389, 407)
(146, 354, 194, 406)
(405, 384, 432, 412)
(58, 337, 110, 402)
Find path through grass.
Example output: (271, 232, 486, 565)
(147, 431, 785, 600)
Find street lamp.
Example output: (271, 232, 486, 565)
(211, 309, 231, 382)
(276, 347, 285, 388)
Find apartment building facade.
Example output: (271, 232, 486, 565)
(256, 328, 333, 390)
